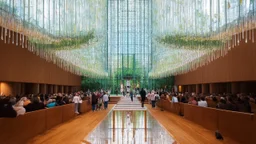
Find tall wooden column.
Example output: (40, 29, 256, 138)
(54, 85, 58, 93)
(202, 84, 209, 94)
(210, 83, 216, 94)
(196, 84, 201, 94)
(231, 82, 239, 94)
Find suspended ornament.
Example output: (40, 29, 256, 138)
(22, 34, 24, 48)
(16, 32, 18, 46)
(4, 28, 7, 43)
(12, 30, 14, 44)
(253, 29, 254, 43)
(1, 27, 3, 40)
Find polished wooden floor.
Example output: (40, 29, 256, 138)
(28, 102, 238, 144)
(146, 104, 239, 144)
(28, 105, 114, 144)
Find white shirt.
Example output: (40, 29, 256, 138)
(172, 96, 178, 103)
(150, 93, 156, 101)
(103, 94, 109, 102)
(73, 96, 80, 103)
(13, 106, 26, 116)
(13, 99, 26, 116)
(198, 100, 208, 107)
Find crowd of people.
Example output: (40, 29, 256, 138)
(90, 90, 111, 112)
(0, 88, 113, 118)
(145, 89, 255, 113)
(2, 87, 253, 118)
(0, 91, 89, 118)
(119, 88, 160, 108)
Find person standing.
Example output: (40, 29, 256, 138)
(103, 92, 109, 109)
(115, 88, 118, 96)
(97, 95, 103, 110)
(91, 92, 97, 112)
(154, 92, 160, 107)
(140, 88, 146, 107)
(72, 93, 80, 114)
(130, 90, 134, 102)
(108, 92, 111, 103)
(78, 94, 83, 113)
(151, 91, 156, 108)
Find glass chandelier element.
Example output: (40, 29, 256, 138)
(150, 0, 256, 78)
(0, 0, 108, 78)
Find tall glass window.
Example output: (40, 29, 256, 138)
(108, 0, 152, 87)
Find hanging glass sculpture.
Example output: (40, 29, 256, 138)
(150, 0, 256, 78)
(0, 0, 256, 80)
(0, 0, 108, 78)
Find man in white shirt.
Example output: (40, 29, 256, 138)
(198, 97, 208, 107)
(73, 93, 81, 114)
(172, 95, 178, 103)
(103, 92, 109, 109)
(150, 91, 156, 108)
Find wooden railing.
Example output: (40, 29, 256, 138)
(157, 99, 256, 144)
(108, 96, 121, 104)
(0, 100, 91, 144)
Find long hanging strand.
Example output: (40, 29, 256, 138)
(8, 28, 11, 44)
(22, 34, 24, 48)
(253, 29, 254, 43)
(4, 28, 7, 43)
(12, 28, 14, 44)
(1, 27, 3, 40)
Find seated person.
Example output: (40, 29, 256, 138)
(171, 95, 179, 103)
(56, 96, 66, 106)
(209, 96, 218, 108)
(180, 96, 188, 103)
(226, 97, 238, 111)
(23, 96, 31, 106)
(0, 97, 17, 118)
(216, 97, 227, 109)
(198, 97, 208, 107)
(188, 97, 198, 105)
(24, 97, 45, 112)
(46, 99, 56, 108)
(13, 97, 27, 116)
(63, 96, 71, 104)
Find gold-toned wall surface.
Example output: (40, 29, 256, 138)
(175, 36, 256, 85)
(0, 37, 81, 86)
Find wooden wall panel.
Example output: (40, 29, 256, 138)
(0, 36, 81, 86)
(46, 107, 63, 130)
(62, 104, 75, 122)
(176, 34, 256, 85)
(217, 110, 254, 144)
(0, 110, 46, 144)
(184, 104, 218, 131)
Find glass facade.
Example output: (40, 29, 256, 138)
(107, 0, 152, 87)
(1, 0, 256, 90)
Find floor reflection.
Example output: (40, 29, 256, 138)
(85, 111, 175, 144)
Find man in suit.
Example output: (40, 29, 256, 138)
(140, 88, 146, 107)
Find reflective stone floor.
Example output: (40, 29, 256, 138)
(84, 98, 176, 144)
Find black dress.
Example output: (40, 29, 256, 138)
(91, 94, 97, 105)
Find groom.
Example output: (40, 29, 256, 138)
(140, 88, 146, 107)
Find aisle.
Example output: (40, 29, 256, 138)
(147, 105, 238, 144)
(27, 105, 114, 144)
(113, 96, 147, 111)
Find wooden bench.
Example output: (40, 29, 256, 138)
(0, 100, 91, 144)
(157, 99, 256, 143)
